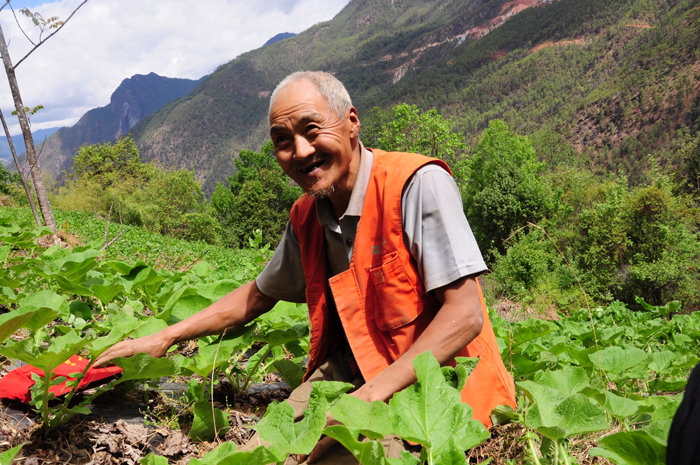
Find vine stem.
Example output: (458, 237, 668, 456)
(527, 436, 542, 465)
(210, 328, 227, 444)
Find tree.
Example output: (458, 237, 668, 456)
(362, 103, 466, 165)
(0, 107, 40, 224)
(0, 0, 89, 232)
(211, 141, 302, 248)
(462, 119, 549, 256)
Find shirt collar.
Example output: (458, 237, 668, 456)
(316, 142, 373, 226)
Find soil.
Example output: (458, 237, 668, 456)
(0, 376, 292, 464)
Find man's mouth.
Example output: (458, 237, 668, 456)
(299, 159, 326, 175)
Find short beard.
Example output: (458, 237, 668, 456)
(308, 184, 335, 199)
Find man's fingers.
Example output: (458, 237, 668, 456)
(307, 436, 338, 464)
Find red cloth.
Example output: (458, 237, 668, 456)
(0, 355, 123, 403)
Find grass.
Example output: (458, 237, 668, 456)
(0, 205, 268, 274)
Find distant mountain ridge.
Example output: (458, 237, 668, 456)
(0, 127, 59, 166)
(264, 32, 296, 46)
(128, 0, 699, 194)
(19, 72, 202, 176)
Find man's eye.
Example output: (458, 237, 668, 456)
(306, 125, 320, 134)
(275, 135, 289, 145)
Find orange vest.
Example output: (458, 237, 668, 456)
(290, 148, 516, 427)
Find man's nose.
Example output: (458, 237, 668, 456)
(293, 135, 315, 159)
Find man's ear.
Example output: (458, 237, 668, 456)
(348, 107, 361, 138)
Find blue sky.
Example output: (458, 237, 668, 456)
(0, 0, 351, 136)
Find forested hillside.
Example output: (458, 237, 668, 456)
(130, 0, 699, 193)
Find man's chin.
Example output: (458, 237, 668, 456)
(307, 184, 335, 199)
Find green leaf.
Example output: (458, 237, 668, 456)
(0, 306, 38, 344)
(132, 318, 169, 339)
(314, 381, 354, 404)
(190, 401, 231, 442)
(590, 429, 666, 465)
(640, 395, 682, 422)
(112, 353, 185, 381)
(519, 381, 609, 440)
(17, 290, 68, 330)
(139, 454, 169, 465)
(323, 425, 394, 465)
(649, 351, 675, 374)
(87, 311, 143, 358)
(330, 395, 393, 440)
(604, 391, 653, 420)
(0, 330, 91, 375)
(589, 347, 649, 381)
(89, 281, 124, 304)
(186, 326, 255, 377)
(452, 357, 480, 392)
(490, 404, 522, 426)
(161, 288, 213, 325)
(189, 443, 238, 464)
(255, 382, 331, 454)
(273, 359, 304, 390)
(510, 319, 558, 346)
(257, 324, 309, 347)
(0, 445, 23, 465)
(534, 367, 591, 396)
(190, 444, 286, 465)
(389, 352, 488, 457)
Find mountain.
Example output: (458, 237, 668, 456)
(264, 32, 296, 46)
(126, 0, 699, 193)
(0, 127, 59, 167)
(21, 72, 202, 177)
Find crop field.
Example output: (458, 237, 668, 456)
(0, 207, 694, 464)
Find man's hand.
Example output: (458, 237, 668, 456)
(93, 332, 172, 367)
(92, 280, 278, 368)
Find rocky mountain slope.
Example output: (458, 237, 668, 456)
(129, 0, 699, 194)
(23, 73, 201, 177)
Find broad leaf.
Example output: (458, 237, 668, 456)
(190, 445, 286, 465)
(17, 290, 68, 330)
(330, 395, 393, 439)
(0, 306, 38, 344)
(112, 353, 185, 381)
(323, 425, 393, 465)
(590, 429, 666, 465)
(519, 381, 609, 439)
(389, 352, 488, 456)
(0, 445, 23, 465)
(604, 391, 653, 420)
(255, 382, 330, 454)
(534, 366, 590, 396)
(273, 359, 304, 390)
(0, 330, 90, 375)
(190, 401, 231, 442)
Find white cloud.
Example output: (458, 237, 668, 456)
(0, 0, 350, 135)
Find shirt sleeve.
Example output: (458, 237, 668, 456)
(255, 221, 307, 303)
(401, 164, 488, 293)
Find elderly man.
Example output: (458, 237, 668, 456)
(95, 71, 515, 463)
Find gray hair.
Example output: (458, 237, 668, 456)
(269, 71, 353, 120)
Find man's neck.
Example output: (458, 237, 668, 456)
(329, 141, 361, 219)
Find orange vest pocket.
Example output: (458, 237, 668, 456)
(370, 251, 424, 331)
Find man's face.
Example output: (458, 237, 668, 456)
(269, 80, 360, 200)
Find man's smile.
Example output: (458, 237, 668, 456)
(296, 157, 328, 176)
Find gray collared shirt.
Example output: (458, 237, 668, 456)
(256, 143, 487, 302)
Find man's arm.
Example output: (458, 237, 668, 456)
(353, 275, 483, 402)
(93, 280, 278, 367)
